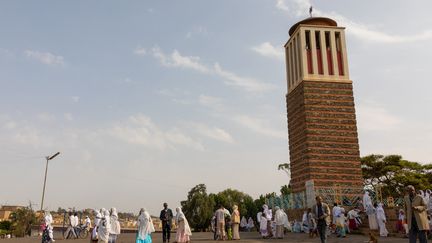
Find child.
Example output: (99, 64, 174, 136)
(307, 208, 317, 238)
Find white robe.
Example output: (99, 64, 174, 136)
(275, 209, 285, 226)
(98, 209, 111, 242)
(110, 208, 121, 235)
(247, 217, 255, 229)
(175, 208, 192, 236)
(137, 210, 155, 240)
(376, 205, 388, 236)
(240, 216, 248, 228)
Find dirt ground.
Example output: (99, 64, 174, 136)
(0, 231, 410, 243)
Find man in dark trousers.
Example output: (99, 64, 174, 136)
(160, 202, 174, 243)
(405, 185, 429, 243)
(312, 196, 331, 243)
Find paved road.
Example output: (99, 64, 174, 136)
(0, 232, 408, 243)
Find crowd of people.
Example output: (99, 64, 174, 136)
(39, 185, 432, 243)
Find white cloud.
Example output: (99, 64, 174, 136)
(233, 115, 286, 139)
(133, 46, 147, 56)
(151, 47, 210, 73)
(108, 114, 204, 151)
(213, 63, 274, 92)
(3, 121, 16, 130)
(193, 124, 234, 144)
(356, 102, 402, 131)
(147, 47, 275, 93)
(251, 42, 284, 60)
(276, 0, 432, 43)
(275, 0, 289, 11)
(198, 95, 225, 111)
(25, 50, 64, 65)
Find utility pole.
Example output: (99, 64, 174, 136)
(40, 152, 60, 212)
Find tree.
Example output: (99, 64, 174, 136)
(9, 205, 37, 237)
(361, 154, 432, 198)
(211, 189, 257, 218)
(280, 185, 292, 195)
(181, 184, 215, 232)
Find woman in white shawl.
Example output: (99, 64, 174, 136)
(231, 205, 240, 240)
(259, 212, 268, 238)
(109, 207, 121, 243)
(274, 206, 285, 239)
(136, 208, 155, 243)
(98, 208, 111, 243)
(363, 192, 378, 230)
(174, 207, 192, 243)
(376, 203, 388, 237)
(240, 216, 247, 230)
(247, 217, 254, 232)
(91, 209, 102, 243)
(42, 211, 54, 243)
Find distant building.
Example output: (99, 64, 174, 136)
(284, 17, 363, 199)
(0, 205, 24, 221)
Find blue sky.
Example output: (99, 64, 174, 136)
(1, 0, 431, 215)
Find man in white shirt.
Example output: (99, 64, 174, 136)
(215, 205, 226, 240)
(65, 212, 78, 239)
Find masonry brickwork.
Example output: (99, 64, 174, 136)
(287, 80, 363, 192)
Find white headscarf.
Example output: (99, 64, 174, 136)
(247, 217, 254, 228)
(240, 216, 247, 227)
(274, 206, 285, 225)
(175, 207, 192, 236)
(363, 192, 373, 210)
(376, 203, 386, 222)
(263, 204, 272, 220)
(110, 207, 121, 235)
(137, 208, 155, 240)
(44, 211, 53, 226)
(94, 209, 102, 227)
(98, 208, 111, 242)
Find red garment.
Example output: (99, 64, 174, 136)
(348, 218, 357, 230)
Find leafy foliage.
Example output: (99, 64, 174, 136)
(181, 184, 215, 232)
(9, 206, 37, 237)
(361, 154, 432, 197)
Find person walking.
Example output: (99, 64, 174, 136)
(231, 205, 240, 240)
(109, 208, 121, 243)
(136, 208, 155, 243)
(174, 207, 192, 243)
(65, 212, 77, 239)
(91, 209, 102, 243)
(98, 209, 111, 243)
(312, 196, 331, 243)
(42, 211, 54, 243)
(404, 185, 430, 243)
(160, 203, 174, 243)
(376, 203, 388, 237)
(274, 206, 285, 239)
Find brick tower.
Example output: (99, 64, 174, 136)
(284, 17, 363, 196)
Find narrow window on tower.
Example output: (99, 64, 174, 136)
(293, 37, 299, 82)
(296, 35, 303, 79)
(335, 32, 344, 76)
(289, 42, 295, 86)
(305, 30, 313, 74)
(325, 31, 334, 75)
(315, 31, 323, 74)
(285, 47, 291, 87)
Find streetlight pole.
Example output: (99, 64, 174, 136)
(40, 152, 60, 212)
